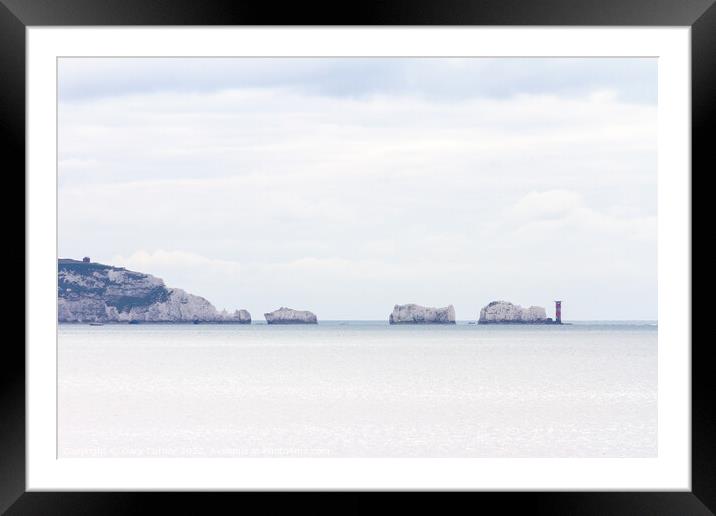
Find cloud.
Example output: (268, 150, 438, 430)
(508, 190, 657, 241)
(510, 190, 584, 220)
(113, 249, 242, 275)
(58, 57, 657, 104)
(58, 87, 656, 191)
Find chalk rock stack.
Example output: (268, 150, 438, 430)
(264, 307, 318, 324)
(223, 309, 252, 324)
(478, 301, 549, 324)
(389, 304, 456, 324)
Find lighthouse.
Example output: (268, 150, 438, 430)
(554, 300, 562, 324)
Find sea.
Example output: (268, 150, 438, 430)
(58, 321, 657, 458)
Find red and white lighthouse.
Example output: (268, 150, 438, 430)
(554, 300, 562, 324)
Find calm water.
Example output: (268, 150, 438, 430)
(58, 322, 657, 457)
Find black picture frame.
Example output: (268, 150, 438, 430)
(3, 0, 710, 513)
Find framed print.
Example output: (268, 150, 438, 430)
(4, 0, 712, 513)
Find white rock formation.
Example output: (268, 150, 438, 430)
(102, 289, 251, 323)
(58, 258, 251, 323)
(389, 304, 456, 324)
(478, 301, 549, 324)
(264, 307, 317, 324)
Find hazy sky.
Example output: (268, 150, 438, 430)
(58, 58, 657, 320)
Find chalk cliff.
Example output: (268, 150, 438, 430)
(57, 258, 251, 323)
(478, 301, 551, 324)
(389, 304, 456, 324)
(264, 307, 318, 324)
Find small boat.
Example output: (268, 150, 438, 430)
(89, 322, 104, 326)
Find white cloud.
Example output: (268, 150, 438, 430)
(510, 190, 584, 220)
(509, 190, 657, 241)
(113, 249, 242, 275)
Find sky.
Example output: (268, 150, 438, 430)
(58, 57, 657, 320)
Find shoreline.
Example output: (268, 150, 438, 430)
(58, 320, 657, 327)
